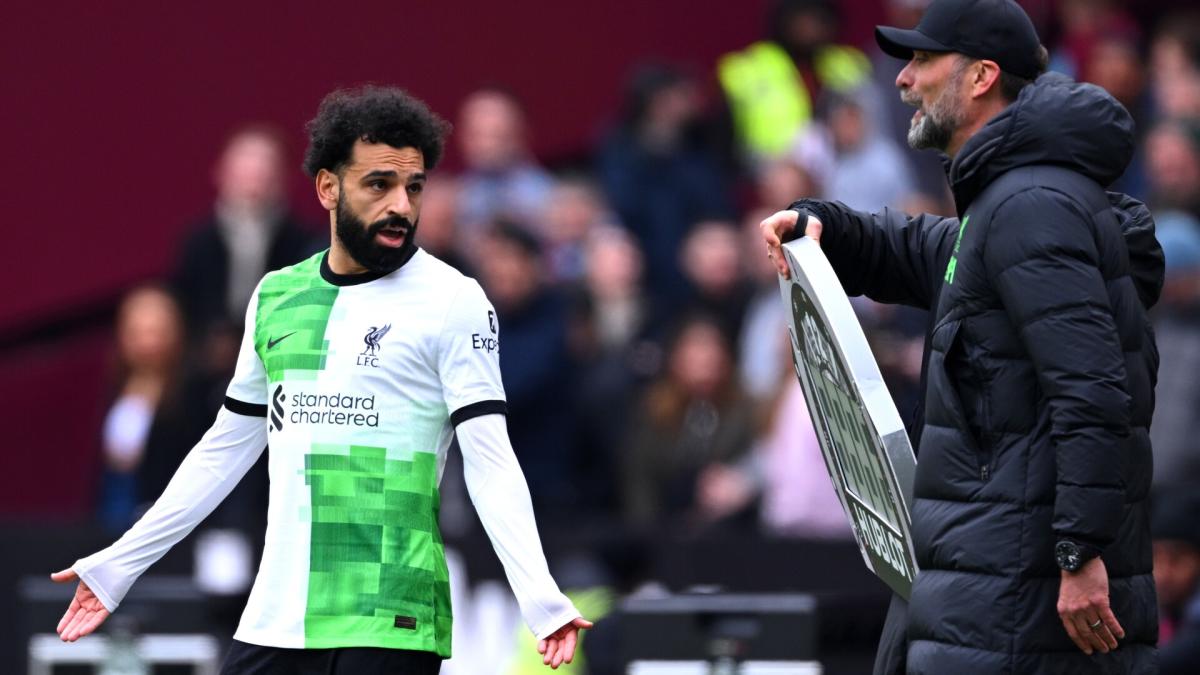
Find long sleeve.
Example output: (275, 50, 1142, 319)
(456, 413, 579, 639)
(789, 198, 960, 310)
(983, 189, 1130, 554)
(73, 406, 267, 611)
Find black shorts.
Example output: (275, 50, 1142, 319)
(220, 640, 443, 675)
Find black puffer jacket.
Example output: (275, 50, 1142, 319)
(792, 73, 1162, 674)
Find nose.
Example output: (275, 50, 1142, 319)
(388, 188, 413, 219)
(896, 61, 914, 90)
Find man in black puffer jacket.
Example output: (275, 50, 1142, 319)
(761, 0, 1162, 673)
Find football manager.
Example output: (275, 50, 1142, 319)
(762, 0, 1162, 672)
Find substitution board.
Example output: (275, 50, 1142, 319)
(778, 237, 919, 599)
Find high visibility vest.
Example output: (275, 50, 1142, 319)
(718, 41, 870, 157)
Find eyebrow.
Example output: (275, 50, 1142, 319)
(361, 169, 427, 183)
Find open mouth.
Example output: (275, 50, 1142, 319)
(375, 226, 409, 247)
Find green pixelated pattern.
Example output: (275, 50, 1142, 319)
(254, 252, 338, 381)
(303, 444, 452, 654)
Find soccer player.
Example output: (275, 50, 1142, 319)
(51, 86, 591, 673)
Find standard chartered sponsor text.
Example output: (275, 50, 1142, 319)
(290, 392, 379, 427)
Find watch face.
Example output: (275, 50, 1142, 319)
(1056, 541, 1082, 571)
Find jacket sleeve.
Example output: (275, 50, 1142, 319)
(789, 199, 959, 310)
(982, 189, 1129, 556)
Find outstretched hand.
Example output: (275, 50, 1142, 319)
(51, 569, 110, 642)
(760, 209, 823, 279)
(537, 616, 593, 669)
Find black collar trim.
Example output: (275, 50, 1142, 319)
(319, 247, 418, 286)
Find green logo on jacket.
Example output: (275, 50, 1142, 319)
(944, 215, 970, 284)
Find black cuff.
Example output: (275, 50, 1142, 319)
(450, 400, 507, 427)
(224, 396, 267, 417)
(787, 199, 834, 243)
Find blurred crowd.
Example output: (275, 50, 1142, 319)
(93, 0, 1200, 668)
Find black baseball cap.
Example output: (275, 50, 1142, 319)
(875, 0, 1042, 79)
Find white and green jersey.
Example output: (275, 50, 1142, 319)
(74, 248, 577, 657)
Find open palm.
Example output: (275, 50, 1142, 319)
(537, 616, 593, 669)
(51, 569, 111, 642)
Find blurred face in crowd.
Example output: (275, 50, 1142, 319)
(897, 50, 971, 153)
(682, 221, 743, 297)
(1153, 540, 1200, 611)
(828, 100, 868, 153)
(413, 179, 460, 254)
(1086, 37, 1144, 106)
(117, 287, 183, 373)
(585, 228, 643, 300)
(544, 181, 604, 246)
(669, 319, 731, 399)
(319, 140, 426, 274)
(215, 130, 286, 214)
(478, 233, 541, 310)
(780, 6, 836, 58)
(1146, 125, 1200, 209)
(757, 159, 818, 211)
(459, 91, 527, 172)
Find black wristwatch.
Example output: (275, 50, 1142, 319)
(1055, 540, 1099, 572)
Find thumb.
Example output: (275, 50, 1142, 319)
(804, 215, 823, 243)
(50, 569, 78, 583)
(572, 617, 594, 629)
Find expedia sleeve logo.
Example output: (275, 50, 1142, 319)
(269, 384, 381, 429)
(473, 310, 500, 353)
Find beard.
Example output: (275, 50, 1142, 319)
(903, 76, 967, 152)
(334, 194, 418, 274)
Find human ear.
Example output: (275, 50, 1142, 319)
(315, 169, 339, 211)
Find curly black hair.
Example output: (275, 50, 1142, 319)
(302, 85, 452, 177)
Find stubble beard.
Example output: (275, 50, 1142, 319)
(904, 76, 967, 153)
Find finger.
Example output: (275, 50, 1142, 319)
(50, 569, 78, 583)
(1100, 605, 1125, 640)
(76, 609, 108, 640)
(804, 215, 823, 243)
(1071, 614, 1108, 654)
(1060, 614, 1092, 655)
(563, 628, 578, 664)
(56, 604, 78, 635)
(1092, 622, 1118, 651)
(543, 638, 555, 665)
(537, 639, 547, 655)
(61, 608, 89, 642)
(573, 617, 594, 629)
(552, 638, 565, 668)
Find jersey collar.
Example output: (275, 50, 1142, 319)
(319, 247, 419, 286)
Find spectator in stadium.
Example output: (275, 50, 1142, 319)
(98, 286, 189, 531)
(540, 177, 615, 284)
(697, 328, 851, 538)
(762, 0, 1162, 671)
(568, 226, 662, 518)
(413, 177, 473, 276)
(173, 125, 320, 348)
(475, 221, 579, 517)
(1149, 13, 1200, 121)
(679, 219, 756, 349)
(801, 90, 916, 211)
(596, 63, 733, 307)
(1151, 489, 1200, 673)
(716, 0, 872, 164)
(621, 314, 756, 530)
(1145, 120, 1200, 490)
(456, 87, 555, 237)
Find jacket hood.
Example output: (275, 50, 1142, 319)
(1109, 192, 1164, 309)
(949, 73, 1135, 212)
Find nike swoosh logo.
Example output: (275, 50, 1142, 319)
(267, 332, 297, 349)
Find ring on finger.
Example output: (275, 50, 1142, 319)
(1089, 618, 1103, 630)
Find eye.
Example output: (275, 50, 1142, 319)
(407, 183, 424, 195)
(368, 180, 387, 191)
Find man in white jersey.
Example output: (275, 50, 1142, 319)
(51, 85, 591, 673)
